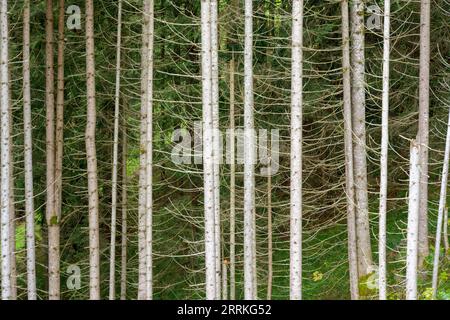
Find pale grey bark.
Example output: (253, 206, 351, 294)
(290, 0, 303, 301)
(86, 0, 101, 299)
(211, 0, 221, 300)
(350, 0, 373, 277)
(201, 0, 217, 300)
(243, 0, 256, 300)
(341, 0, 359, 300)
(378, 0, 390, 300)
(8, 73, 16, 299)
(267, 157, 273, 300)
(0, 0, 11, 298)
(418, 0, 431, 267)
(138, 0, 149, 299)
(23, 0, 36, 300)
(431, 103, 450, 299)
(444, 207, 449, 254)
(144, 0, 155, 300)
(120, 102, 128, 300)
(219, 239, 228, 300)
(264, 4, 274, 303)
(109, 0, 123, 300)
(228, 57, 236, 301)
(406, 140, 420, 300)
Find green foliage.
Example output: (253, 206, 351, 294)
(49, 215, 59, 226)
(15, 223, 26, 251)
(358, 272, 378, 298)
(15, 216, 43, 251)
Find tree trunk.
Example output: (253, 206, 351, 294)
(228, 57, 236, 301)
(201, 0, 217, 300)
(0, 0, 11, 300)
(222, 259, 228, 300)
(350, 0, 373, 278)
(267, 157, 273, 300)
(23, 0, 37, 300)
(55, 0, 64, 231)
(431, 103, 450, 298)
(406, 140, 420, 300)
(378, 0, 391, 300)
(341, 0, 359, 300)
(8, 87, 16, 300)
(53, 0, 65, 300)
(243, 0, 256, 300)
(138, 0, 149, 300)
(211, 0, 221, 300)
(221, 232, 227, 300)
(418, 0, 431, 268)
(120, 99, 128, 300)
(85, 0, 101, 300)
(444, 207, 449, 254)
(144, 0, 155, 300)
(46, 0, 65, 301)
(290, 0, 303, 301)
(109, 0, 123, 300)
(45, 0, 60, 300)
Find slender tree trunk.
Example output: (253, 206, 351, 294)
(350, 0, 373, 278)
(243, 0, 256, 300)
(228, 57, 236, 301)
(290, 0, 303, 301)
(431, 103, 450, 298)
(406, 140, 420, 300)
(54, 0, 64, 234)
(251, 27, 258, 300)
(23, 0, 36, 300)
(50, 0, 65, 301)
(53, 0, 65, 300)
(266, 7, 274, 299)
(201, 0, 217, 300)
(341, 0, 359, 300)
(85, 0, 101, 300)
(222, 261, 228, 300)
(120, 100, 128, 300)
(267, 157, 272, 300)
(444, 207, 449, 254)
(0, 0, 11, 300)
(109, 0, 123, 300)
(221, 239, 227, 300)
(138, 0, 149, 300)
(211, 0, 221, 300)
(8, 92, 15, 300)
(144, 0, 155, 300)
(45, 0, 60, 300)
(418, 0, 431, 268)
(378, 0, 391, 300)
